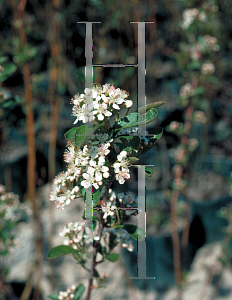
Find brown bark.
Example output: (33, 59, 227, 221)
(85, 181, 112, 300)
(9, 1, 43, 299)
(171, 166, 183, 300)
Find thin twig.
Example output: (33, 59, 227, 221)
(118, 257, 139, 300)
(85, 181, 112, 300)
(198, 262, 219, 300)
(9, 1, 43, 299)
(170, 166, 183, 300)
(46, 0, 61, 288)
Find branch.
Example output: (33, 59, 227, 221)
(85, 180, 112, 300)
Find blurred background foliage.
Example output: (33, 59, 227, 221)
(0, 0, 232, 299)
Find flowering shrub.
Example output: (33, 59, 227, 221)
(169, 0, 221, 165)
(0, 185, 29, 276)
(48, 83, 164, 299)
(164, 2, 223, 298)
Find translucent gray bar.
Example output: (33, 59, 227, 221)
(130, 165, 155, 280)
(93, 64, 138, 67)
(138, 22, 146, 136)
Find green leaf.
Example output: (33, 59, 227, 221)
(64, 127, 78, 140)
(64, 124, 103, 147)
(109, 232, 117, 251)
(149, 127, 163, 141)
(75, 124, 100, 147)
(118, 224, 145, 241)
(47, 245, 74, 259)
(92, 219, 97, 231)
(193, 86, 204, 96)
(48, 294, 59, 300)
(83, 185, 103, 207)
(117, 135, 134, 140)
(208, 76, 220, 84)
(129, 136, 140, 151)
(0, 63, 17, 82)
(93, 184, 103, 206)
(186, 61, 201, 70)
(0, 57, 8, 64)
(132, 165, 154, 177)
(138, 101, 166, 114)
(74, 284, 85, 300)
(112, 108, 158, 132)
(139, 127, 163, 156)
(145, 166, 153, 177)
(105, 253, 119, 262)
(128, 157, 139, 163)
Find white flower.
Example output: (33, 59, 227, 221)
(87, 166, 95, 176)
(113, 162, 121, 172)
(103, 171, 110, 178)
(127, 242, 134, 252)
(93, 101, 112, 120)
(201, 62, 215, 75)
(84, 227, 100, 243)
(198, 11, 207, 22)
(179, 83, 194, 98)
(113, 152, 131, 184)
(125, 100, 133, 108)
(101, 166, 109, 173)
(71, 84, 132, 124)
(102, 204, 116, 219)
(203, 35, 220, 51)
(117, 150, 127, 161)
(95, 171, 102, 182)
(98, 156, 105, 165)
(81, 173, 92, 189)
(72, 186, 79, 193)
(63, 239, 70, 246)
(182, 8, 199, 29)
(109, 191, 116, 202)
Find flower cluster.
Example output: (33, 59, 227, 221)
(179, 83, 195, 99)
(58, 285, 77, 300)
(113, 151, 131, 184)
(203, 35, 220, 51)
(50, 134, 113, 209)
(71, 84, 132, 124)
(188, 138, 199, 152)
(59, 221, 100, 249)
(97, 188, 117, 221)
(201, 62, 215, 75)
(194, 111, 207, 123)
(182, 8, 207, 29)
(169, 121, 184, 132)
(0, 185, 29, 254)
(50, 171, 81, 210)
(0, 185, 29, 222)
(202, 2, 219, 12)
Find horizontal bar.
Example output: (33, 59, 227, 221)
(93, 64, 138, 67)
